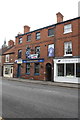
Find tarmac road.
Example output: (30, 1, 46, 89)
(1, 78, 79, 118)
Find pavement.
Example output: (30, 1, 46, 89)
(1, 77, 80, 88)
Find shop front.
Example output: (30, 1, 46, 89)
(3, 63, 14, 78)
(54, 57, 80, 83)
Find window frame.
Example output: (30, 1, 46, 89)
(27, 34, 31, 42)
(35, 46, 40, 58)
(48, 28, 54, 37)
(34, 63, 40, 75)
(64, 24, 72, 34)
(5, 54, 9, 62)
(19, 37, 22, 44)
(26, 63, 30, 74)
(36, 32, 40, 40)
(18, 50, 22, 59)
(64, 41, 72, 56)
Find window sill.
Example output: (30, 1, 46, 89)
(34, 73, 40, 76)
(64, 54, 72, 57)
(63, 31, 72, 34)
(48, 35, 54, 37)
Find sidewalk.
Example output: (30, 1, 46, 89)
(1, 77, 80, 88)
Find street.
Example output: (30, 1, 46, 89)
(1, 77, 79, 118)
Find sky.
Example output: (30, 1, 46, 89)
(0, 0, 80, 48)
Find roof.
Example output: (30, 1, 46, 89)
(3, 46, 15, 55)
(16, 16, 80, 38)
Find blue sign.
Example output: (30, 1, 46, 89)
(22, 59, 44, 63)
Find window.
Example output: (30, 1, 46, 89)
(35, 46, 40, 58)
(36, 32, 40, 40)
(34, 63, 40, 74)
(76, 63, 80, 77)
(66, 64, 74, 76)
(18, 50, 22, 59)
(48, 44, 54, 57)
(57, 64, 64, 76)
(26, 63, 30, 74)
(64, 24, 72, 34)
(5, 54, 9, 62)
(26, 47, 31, 59)
(19, 37, 22, 44)
(5, 67, 9, 74)
(27, 35, 31, 42)
(64, 42, 72, 56)
(48, 28, 54, 36)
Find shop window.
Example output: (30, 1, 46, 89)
(76, 63, 80, 77)
(26, 63, 30, 74)
(18, 50, 22, 59)
(64, 24, 72, 34)
(57, 64, 64, 76)
(35, 46, 40, 58)
(34, 63, 40, 75)
(19, 37, 22, 44)
(66, 63, 74, 76)
(48, 28, 54, 36)
(64, 42, 72, 56)
(5, 54, 9, 62)
(27, 35, 31, 42)
(36, 32, 40, 40)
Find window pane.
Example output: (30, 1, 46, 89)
(36, 32, 40, 40)
(48, 29, 54, 36)
(19, 37, 22, 44)
(26, 63, 30, 74)
(27, 35, 31, 41)
(18, 50, 22, 58)
(64, 24, 72, 33)
(76, 63, 80, 77)
(57, 64, 64, 76)
(66, 64, 74, 76)
(64, 42, 72, 55)
(35, 46, 40, 58)
(34, 63, 40, 74)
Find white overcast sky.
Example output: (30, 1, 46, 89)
(0, 0, 80, 48)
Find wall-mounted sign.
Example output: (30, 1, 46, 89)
(23, 58, 44, 63)
(15, 59, 22, 64)
(48, 44, 54, 57)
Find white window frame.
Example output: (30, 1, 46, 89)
(64, 24, 72, 34)
(64, 42, 72, 56)
(5, 54, 9, 62)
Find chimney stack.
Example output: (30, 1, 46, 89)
(56, 12, 64, 23)
(8, 40, 14, 47)
(24, 25, 30, 33)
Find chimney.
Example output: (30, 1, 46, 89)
(56, 12, 64, 23)
(8, 40, 14, 47)
(24, 25, 30, 33)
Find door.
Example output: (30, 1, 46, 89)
(46, 63, 52, 81)
(10, 66, 13, 77)
(17, 64, 21, 77)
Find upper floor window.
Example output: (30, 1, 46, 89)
(64, 24, 72, 34)
(36, 32, 40, 40)
(26, 47, 31, 59)
(64, 42, 72, 56)
(19, 37, 22, 44)
(48, 28, 54, 36)
(5, 54, 9, 62)
(27, 35, 31, 42)
(18, 50, 22, 59)
(35, 46, 40, 58)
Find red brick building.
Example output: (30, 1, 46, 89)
(7, 12, 80, 83)
(2, 40, 15, 78)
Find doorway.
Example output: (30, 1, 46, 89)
(17, 64, 21, 77)
(46, 63, 52, 81)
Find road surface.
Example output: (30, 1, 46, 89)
(0, 78, 79, 118)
